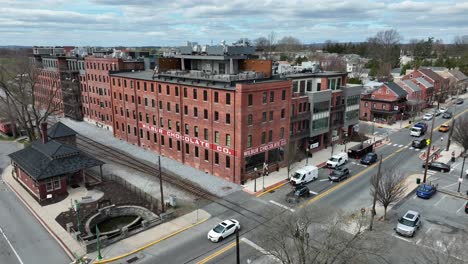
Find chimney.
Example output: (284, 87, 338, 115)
(41, 123, 48, 144)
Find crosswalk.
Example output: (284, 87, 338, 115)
(386, 142, 425, 152)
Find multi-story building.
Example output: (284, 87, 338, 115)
(401, 67, 449, 104)
(107, 43, 360, 183)
(81, 57, 145, 130)
(360, 82, 407, 124)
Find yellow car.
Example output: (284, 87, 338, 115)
(438, 124, 450, 132)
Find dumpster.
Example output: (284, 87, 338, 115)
(347, 143, 374, 159)
(416, 178, 421, 184)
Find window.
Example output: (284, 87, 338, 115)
(154, 133, 157, 142)
(280, 127, 284, 139)
(247, 135, 252, 147)
(160, 117, 163, 127)
(204, 149, 209, 161)
(382, 104, 386, 110)
(226, 93, 231, 105)
(167, 102, 171, 111)
(145, 98, 148, 106)
(194, 126, 199, 137)
(175, 104, 179, 113)
(214, 92, 219, 103)
(185, 143, 189, 154)
(215, 153, 219, 164)
(262, 132, 266, 144)
(158, 84, 162, 93)
(226, 113, 231, 124)
(248, 94, 253, 106)
(373, 103, 376, 108)
(364, 102, 368, 108)
(185, 124, 189, 134)
(169, 138, 173, 148)
(195, 146, 199, 157)
(176, 122, 180, 132)
(161, 135, 165, 145)
(270, 91, 274, 102)
(137, 82, 140, 90)
(168, 119, 172, 130)
(281, 108, 285, 118)
(204, 128, 209, 140)
(226, 134, 231, 146)
(193, 89, 198, 99)
(262, 112, 267, 122)
(184, 105, 188, 115)
(146, 131, 150, 140)
(159, 101, 163, 109)
(226, 156, 231, 168)
(214, 131, 220, 144)
(269, 111, 274, 121)
(214, 111, 219, 121)
(204, 109, 208, 119)
(268, 130, 273, 142)
(184, 87, 187, 97)
(177, 140, 181, 151)
(152, 99, 155, 107)
(166, 85, 170, 95)
(194, 107, 198, 117)
(248, 114, 253, 125)
(138, 96, 141, 105)
(262, 92, 267, 104)
(203, 90, 208, 101)
(175, 86, 179, 96)
(150, 83, 154, 92)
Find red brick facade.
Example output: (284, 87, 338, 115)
(360, 84, 406, 122)
(15, 166, 68, 201)
(401, 68, 448, 103)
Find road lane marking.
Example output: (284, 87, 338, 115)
(310, 191, 319, 195)
(425, 227, 432, 234)
(412, 195, 417, 199)
(456, 203, 465, 214)
(301, 146, 406, 208)
(269, 200, 295, 212)
(241, 238, 267, 254)
(319, 179, 328, 182)
(409, 147, 414, 150)
(416, 238, 422, 244)
(0, 226, 24, 264)
(399, 145, 404, 147)
(403, 145, 408, 148)
(392, 233, 412, 243)
(442, 182, 458, 189)
(393, 144, 398, 147)
(434, 195, 447, 207)
(196, 241, 237, 264)
(256, 181, 288, 197)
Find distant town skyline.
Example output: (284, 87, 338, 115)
(1, 0, 467, 46)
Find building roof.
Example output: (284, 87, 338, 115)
(402, 80, 422, 92)
(385, 81, 408, 98)
(415, 77, 433, 88)
(8, 140, 103, 181)
(419, 68, 444, 82)
(448, 69, 468, 81)
(48, 122, 77, 139)
(391, 68, 401, 74)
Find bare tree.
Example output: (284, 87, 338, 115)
(317, 54, 346, 72)
(451, 116, 468, 155)
(278, 36, 302, 53)
(267, 31, 277, 60)
(259, 207, 389, 264)
(367, 29, 402, 78)
(370, 170, 407, 220)
(0, 58, 62, 141)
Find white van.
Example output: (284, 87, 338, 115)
(326, 152, 348, 168)
(290, 165, 319, 186)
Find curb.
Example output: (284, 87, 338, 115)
(419, 146, 440, 161)
(92, 218, 209, 264)
(1, 171, 75, 261)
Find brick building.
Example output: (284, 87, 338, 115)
(81, 57, 145, 130)
(401, 67, 449, 104)
(360, 82, 408, 123)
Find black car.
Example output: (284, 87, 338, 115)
(422, 162, 450, 172)
(412, 139, 427, 149)
(329, 167, 350, 182)
(360, 152, 378, 165)
(455, 98, 464, 105)
(286, 185, 311, 203)
(442, 112, 453, 119)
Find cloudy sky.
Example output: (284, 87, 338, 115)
(1, 0, 467, 46)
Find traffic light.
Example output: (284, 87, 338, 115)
(426, 139, 431, 145)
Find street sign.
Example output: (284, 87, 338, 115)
(426, 139, 431, 145)
(459, 178, 463, 183)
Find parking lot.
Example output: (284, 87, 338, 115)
(388, 169, 468, 261)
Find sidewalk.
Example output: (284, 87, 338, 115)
(1, 165, 211, 263)
(242, 136, 387, 195)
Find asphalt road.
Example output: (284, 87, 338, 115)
(0, 141, 70, 264)
(108, 102, 468, 264)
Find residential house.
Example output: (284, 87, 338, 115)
(402, 67, 449, 103)
(438, 69, 468, 96)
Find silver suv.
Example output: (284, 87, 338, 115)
(396, 210, 421, 237)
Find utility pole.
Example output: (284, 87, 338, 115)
(369, 155, 383, 231)
(236, 228, 240, 264)
(457, 154, 466, 193)
(159, 155, 165, 213)
(423, 116, 436, 183)
(446, 90, 459, 151)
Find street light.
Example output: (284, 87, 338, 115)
(457, 153, 467, 193)
(423, 116, 436, 183)
(253, 167, 257, 192)
(306, 147, 309, 165)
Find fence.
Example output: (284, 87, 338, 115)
(102, 173, 160, 214)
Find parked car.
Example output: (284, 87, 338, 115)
(438, 107, 448, 113)
(326, 152, 348, 168)
(207, 219, 240, 242)
(422, 162, 450, 172)
(455, 98, 464, 105)
(442, 112, 453, 119)
(416, 183, 437, 199)
(329, 167, 350, 182)
(465, 201, 468, 214)
(290, 166, 319, 186)
(412, 139, 427, 149)
(438, 123, 450, 132)
(422, 113, 433, 120)
(433, 109, 441, 116)
(286, 185, 311, 203)
(360, 152, 378, 165)
(396, 210, 421, 237)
